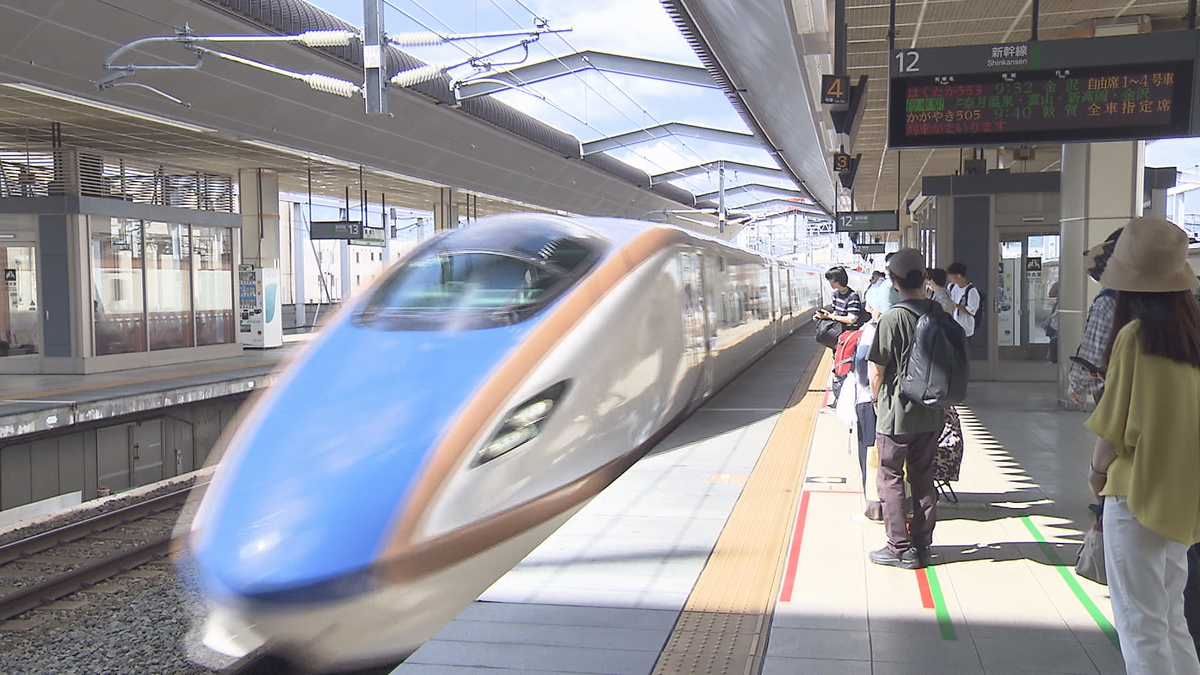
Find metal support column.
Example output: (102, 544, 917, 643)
(717, 161, 726, 234)
(364, 0, 387, 115)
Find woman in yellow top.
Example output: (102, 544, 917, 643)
(1086, 216, 1200, 675)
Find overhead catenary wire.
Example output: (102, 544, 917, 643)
(381, 0, 710, 192)
(498, 0, 747, 187)
(490, 0, 717, 185)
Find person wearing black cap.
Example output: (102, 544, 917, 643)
(1067, 228, 1123, 406)
(866, 248, 943, 569)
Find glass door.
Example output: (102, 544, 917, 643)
(995, 231, 1059, 379)
(0, 243, 39, 358)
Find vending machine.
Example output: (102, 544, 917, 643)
(238, 265, 282, 349)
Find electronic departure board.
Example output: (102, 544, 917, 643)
(887, 31, 1200, 148)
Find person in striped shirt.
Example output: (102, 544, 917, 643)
(814, 266, 864, 328)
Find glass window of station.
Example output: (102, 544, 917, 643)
(89, 217, 235, 355)
(0, 244, 37, 358)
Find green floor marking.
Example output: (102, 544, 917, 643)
(925, 565, 957, 641)
(1020, 515, 1120, 650)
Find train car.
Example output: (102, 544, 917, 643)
(182, 214, 834, 673)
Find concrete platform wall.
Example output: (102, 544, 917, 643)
(0, 393, 250, 511)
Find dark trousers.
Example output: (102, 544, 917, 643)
(854, 402, 877, 494)
(877, 430, 939, 553)
(1186, 543, 1200, 656)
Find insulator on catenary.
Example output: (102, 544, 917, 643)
(389, 32, 445, 47)
(303, 73, 360, 98)
(390, 64, 445, 88)
(297, 30, 357, 48)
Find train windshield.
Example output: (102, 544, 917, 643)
(356, 226, 604, 331)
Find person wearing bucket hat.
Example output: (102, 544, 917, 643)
(1084, 217, 1200, 675)
(1067, 228, 1123, 405)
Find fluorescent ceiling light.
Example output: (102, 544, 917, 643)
(1, 82, 219, 135)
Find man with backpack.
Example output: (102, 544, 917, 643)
(867, 249, 969, 569)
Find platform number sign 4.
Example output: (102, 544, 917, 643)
(822, 74, 850, 106)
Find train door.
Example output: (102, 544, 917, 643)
(680, 250, 712, 399)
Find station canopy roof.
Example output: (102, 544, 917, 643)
(302, 0, 824, 219)
(663, 0, 1192, 223)
(0, 82, 529, 217)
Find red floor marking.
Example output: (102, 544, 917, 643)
(779, 490, 812, 603)
(916, 568, 935, 609)
(779, 490, 869, 603)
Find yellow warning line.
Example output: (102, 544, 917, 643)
(652, 347, 830, 675)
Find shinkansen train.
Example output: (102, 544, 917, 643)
(182, 214, 864, 673)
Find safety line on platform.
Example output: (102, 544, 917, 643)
(916, 568, 935, 609)
(779, 490, 810, 604)
(650, 346, 828, 675)
(922, 566, 956, 641)
(779, 489, 861, 603)
(1020, 515, 1120, 650)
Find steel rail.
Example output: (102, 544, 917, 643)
(0, 487, 193, 566)
(0, 536, 171, 622)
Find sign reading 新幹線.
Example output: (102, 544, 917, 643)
(887, 30, 1199, 148)
(836, 211, 899, 233)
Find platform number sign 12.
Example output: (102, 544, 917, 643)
(893, 50, 920, 73)
(822, 74, 850, 106)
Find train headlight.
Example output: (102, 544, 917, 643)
(477, 381, 569, 464)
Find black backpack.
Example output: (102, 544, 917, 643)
(895, 300, 970, 407)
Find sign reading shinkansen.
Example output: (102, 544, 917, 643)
(888, 31, 1200, 148)
(836, 211, 899, 233)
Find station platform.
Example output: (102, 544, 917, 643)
(0, 336, 307, 441)
(393, 328, 1123, 675)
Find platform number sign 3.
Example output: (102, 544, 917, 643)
(822, 75, 850, 106)
(833, 153, 852, 172)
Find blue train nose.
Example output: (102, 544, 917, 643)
(192, 320, 530, 602)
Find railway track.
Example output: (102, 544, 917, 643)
(0, 487, 191, 623)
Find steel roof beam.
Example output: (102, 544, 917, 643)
(694, 182, 810, 201)
(736, 197, 829, 215)
(582, 122, 758, 155)
(456, 50, 717, 100)
(651, 160, 784, 183)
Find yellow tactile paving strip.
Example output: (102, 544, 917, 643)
(651, 348, 830, 675)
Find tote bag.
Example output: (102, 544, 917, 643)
(1075, 517, 1106, 585)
